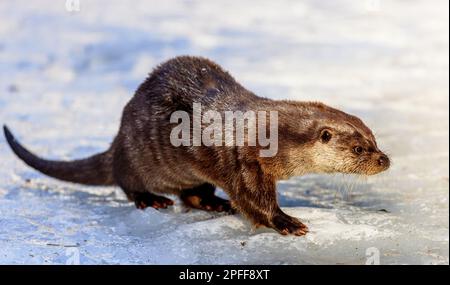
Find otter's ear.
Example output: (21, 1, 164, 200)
(320, 129, 332, 143)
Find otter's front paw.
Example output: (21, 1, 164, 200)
(272, 212, 309, 236)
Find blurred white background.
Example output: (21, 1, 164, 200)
(0, 0, 448, 264)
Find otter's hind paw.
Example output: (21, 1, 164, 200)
(134, 192, 174, 210)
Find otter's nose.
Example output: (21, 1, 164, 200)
(377, 154, 390, 168)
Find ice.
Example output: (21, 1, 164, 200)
(0, 0, 448, 264)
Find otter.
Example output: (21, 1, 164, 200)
(3, 56, 390, 236)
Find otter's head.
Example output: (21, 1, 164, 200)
(258, 102, 389, 179)
(306, 104, 390, 176)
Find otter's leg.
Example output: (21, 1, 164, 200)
(180, 183, 234, 213)
(113, 144, 174, 210)
(116, 175, 174, 210)
(227, 165, 308, 236)
(131, 192, 174, 210)
(117, 175, 174, 210)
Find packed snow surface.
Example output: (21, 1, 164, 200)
(0, 0, 448, 264)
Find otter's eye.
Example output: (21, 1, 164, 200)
(320, 130, 332, 143)
(353, 146, 363, 155)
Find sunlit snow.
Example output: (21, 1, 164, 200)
(0, 0, 448, 264)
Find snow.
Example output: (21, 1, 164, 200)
(0, 0, 448, 264)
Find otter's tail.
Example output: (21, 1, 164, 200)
(3, 125, 115, 186)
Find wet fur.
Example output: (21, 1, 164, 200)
(3, 56, 389, 236)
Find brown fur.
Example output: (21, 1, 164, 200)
(3, 56, 390, 236)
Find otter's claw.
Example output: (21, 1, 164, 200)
(134, 192, 174, 210)
(272, 212, 309, 236)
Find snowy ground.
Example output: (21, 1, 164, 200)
(0, 0, 448, 264)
